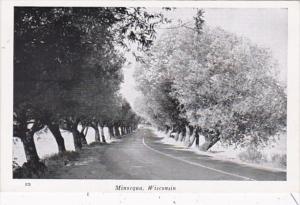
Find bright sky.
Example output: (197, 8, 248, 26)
(120, 8, 287, 107)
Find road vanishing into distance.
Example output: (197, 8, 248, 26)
(44, 128, 286, 181)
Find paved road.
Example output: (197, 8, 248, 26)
(44, 128, 286, 180)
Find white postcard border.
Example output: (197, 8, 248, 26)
(1, 1, 299, 193)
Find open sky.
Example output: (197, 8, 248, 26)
(120, 8, 287, 107)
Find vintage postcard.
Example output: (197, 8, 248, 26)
(0, 1, 299, 193)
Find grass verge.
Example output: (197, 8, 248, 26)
(13, 151, 79, 179)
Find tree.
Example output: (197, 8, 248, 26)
(133, 26, 191, 140)
(134, 24, 286, 151)
(14, 7, 168, 165)
(170, 27, 286, 150)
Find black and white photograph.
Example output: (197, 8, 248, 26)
(0, 1, 299, 197)
(10, 6, 289, 181)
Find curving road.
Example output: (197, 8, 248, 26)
(44, 128, 286, 180)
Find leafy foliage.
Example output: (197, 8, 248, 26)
(134, 23, 286, 148)
(13, 7, 164, 163)
(14, 7, 164, 127)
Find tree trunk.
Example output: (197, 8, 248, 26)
(48, 123, 66, 153)
(84, 126, 89, 137)
(167, 127, 173, 138)
(72, 128, 82, 151)
(187, 127, 197, 147)
(121, 127, 125, 135)
(18, 125, 47, 177)
(115, 126, 121, 137)
(178, 132, 183, 142)
(19, 123, 47, 177)
(174, 132, 179, 141)
(198, 129, 220, 151)
(100, 126, 107, 143)
(108, 126, 114, 139)
(21, 129, 40, 163)
(180, 127, 186, 142)
(18, 121, 44, 164)
(80, 132, 87, 145)
(195, 131, 200, 148)
(199, 137, 220, 151)
(184, 126, 192, 145)
(165, 125, 170, 134)
(64, 118, 82, 151)
(92, 125, 100, 142)
(79, 126, 87, 145)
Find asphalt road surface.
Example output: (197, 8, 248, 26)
(44, 128, 286, 180)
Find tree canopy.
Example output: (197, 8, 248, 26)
(134, 24, 286, 150)
(13, 7, 165, 165)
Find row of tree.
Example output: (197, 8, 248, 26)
(13, 7, 166, 167)
(134, 11, 287, 151)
